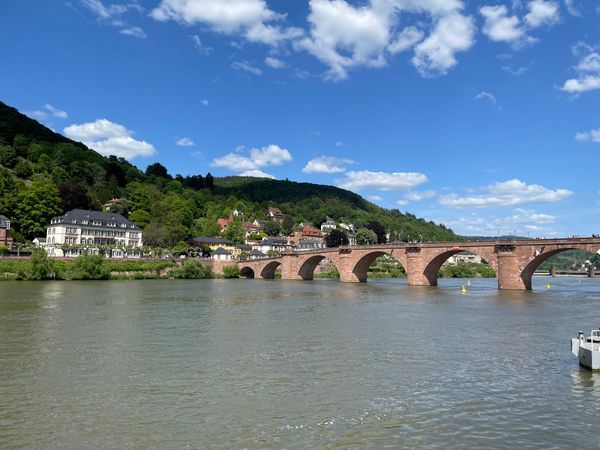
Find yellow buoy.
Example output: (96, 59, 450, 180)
(467, 279, 471, 286)
(461, 285, 467, 295)
(546, 282, 551, 289)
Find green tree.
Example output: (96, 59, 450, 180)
(325, 229, 349, 247)
(281, 214, 294, 236)
(129, 209, 151, 228)
(14, 179, 62, 238)
(223, 265, 240, 278)
(224, 219, 245, 243)
(146, 162, 170, 179)
(366, 221, 387, 244)
(14, 159, 33, 178)
(356, 228, 378, 245)
(0, 145, 17, 168)
(17, 249, 57, 280)
(263, 221, 281, 236)
(67, 254, 110, 280)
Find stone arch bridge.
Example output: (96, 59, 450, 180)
(233, 238, 600, 291)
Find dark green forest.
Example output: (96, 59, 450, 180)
(0, 99, 458, 248)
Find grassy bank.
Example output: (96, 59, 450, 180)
(0, 254, 197, 281)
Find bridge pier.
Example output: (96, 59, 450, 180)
(550, 266, 556, 277)
(589, 265, 596, 278)
(496, 245, 530, 290)
(406, 248, 434, 286)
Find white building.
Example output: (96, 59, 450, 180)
(252, 237, 292, 255)
(212, 247, 232, 261)
(320, 216, 336, 232)
(445, 251, 482, 265)
(45, 209, 143, 258)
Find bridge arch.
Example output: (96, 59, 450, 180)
(239, 266, 255, 279)
(421, 249, 495, 286)
(520, 245, 600, 290)
(350, 250, 404, 283)
(298, 255, 339, 280)
(260, 261, 281, 279)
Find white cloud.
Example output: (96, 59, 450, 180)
(151, 0, 301, 46)
(337, 170, 428, 192)
(231, 60, 263, 75)
(265, 56, 286, 69)
(29, 103, 68, 121)
(439, 179, 572, 207)
(502, 63, 531, 76)
(302, 156, 354, 174)
(396, 199, 409, 206)
(404, 190, 436, 202)
(575, 129, 600, 143)
(119, 26, 146, 38)
(503, 208, 556, 223)
(297, 0, 392, 81)
(524, 0, 560, 27)
(561, 45, 600, 94)
(411, 12, 476, 77)
(211, 144, 292, 174)
(201, 99, 210, 106)
(44, 104, 68, 119)
(368, 195, 382, 201)
(191, 34, 214, 55)
(564, 0, 580, 16)
(239, 169, 275, 178)
(474, 91, 501, 110)
(80, 0, 146, 37)
(388, 26, 424, 54)
(480, 5, 525, 43)
(64, 118, 156, 160)
(561, 76, 600, 93)
(176, 137, 194, 146)
(576, 52, 600, 72)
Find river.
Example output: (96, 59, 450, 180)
(1, 277, 600, 449)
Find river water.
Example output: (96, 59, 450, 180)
(1, 277, 600, 449)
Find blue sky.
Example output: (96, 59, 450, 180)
(1, 0, 599, 237)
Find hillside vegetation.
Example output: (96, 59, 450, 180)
(0, 100, 459, 247)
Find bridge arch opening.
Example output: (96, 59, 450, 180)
(422, 250, 496, 286)
(239, 266, 255, 279)
(260, 261, 281, 279)
(520, 247, 599, 290)
(351, 251, 406, 283)
(298, 255, 340, 280)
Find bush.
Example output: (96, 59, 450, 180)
(223, 265, 240, 278)
(67, 254, 110, 280)
(0, 245, 9, 255)
(170, 260, 212, 279)
(16, 249, 58, 280)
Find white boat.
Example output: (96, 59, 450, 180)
(571, 329, 600, 370)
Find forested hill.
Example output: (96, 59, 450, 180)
(0, 100, 459, 246)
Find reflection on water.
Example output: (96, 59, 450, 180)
(1, 277, 600, 449)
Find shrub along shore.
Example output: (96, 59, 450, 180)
(0, 251, 230, 281)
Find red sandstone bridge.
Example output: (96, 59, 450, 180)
(232, 238, 600, 290)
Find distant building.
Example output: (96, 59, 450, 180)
(320, 216, 336, 232)
(0, 214, 13, 249)
(252, 237, 292, 254)
(45, 209, 143, 258)
(212, 247, 232, 261)
(32, 237, 46, 248)
(248, 248, 267, 259)
(445, 251, 482, 265)
(290, 226, 324, 245)
(217, 218, 231, 232)
(268, 207, 284, 223)
(243, 221, 261, 237)
(296, 240, 325, 251)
